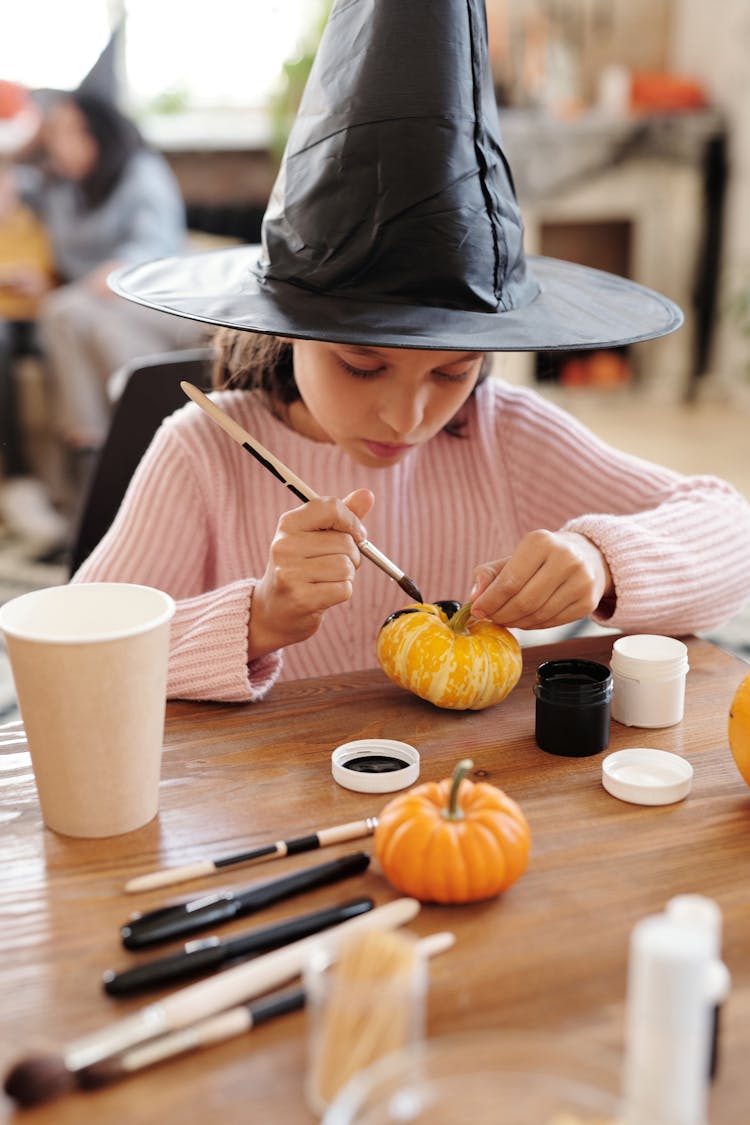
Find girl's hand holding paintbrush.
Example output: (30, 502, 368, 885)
(248, 488, 374, 661)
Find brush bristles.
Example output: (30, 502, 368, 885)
(399, 574, 424, 603)
(76, 1058, 127, 1090)
(3, 1054, 76, 1107)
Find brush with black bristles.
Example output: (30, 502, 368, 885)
(180, 381, 424, 603)
(2, 897, 420, 1108)
(5, 985, 305, 1105)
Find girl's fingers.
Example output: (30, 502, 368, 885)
(280, 495, 368, 539)
(343, 488, 375, 523)
(274, 528, 363, 566)
(472, 530, 608, 624)
(505, 595, 589, 631)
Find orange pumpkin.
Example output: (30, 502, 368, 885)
(376, 600, 522, 711)
(729, 671, 750, 788)
(375, 759, 531, 904)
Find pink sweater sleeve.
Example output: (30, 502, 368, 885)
(494, 387, 750, 634)
(72, 421, 282, 703)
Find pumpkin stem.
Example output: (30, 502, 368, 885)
(442, 758, 474, 821)
(448, 602, 474, 634)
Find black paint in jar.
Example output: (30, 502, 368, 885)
(534, 658, 613, 757)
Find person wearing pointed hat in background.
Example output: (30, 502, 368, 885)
(0, 30, 207, 554)
(72, 0, 750, 704)
(0, 78, 65, 547)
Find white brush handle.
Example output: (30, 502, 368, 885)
(125, 860, 218, 893)
(64, 898, 420, 1071)
(181, 381, 316, 501)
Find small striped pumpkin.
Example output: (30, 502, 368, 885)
(376, 600, 522, 711)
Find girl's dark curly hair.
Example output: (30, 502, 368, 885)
(210, 329, 490, 437)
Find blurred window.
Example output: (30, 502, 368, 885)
(0, 0, 318, 113)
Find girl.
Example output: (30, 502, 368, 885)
(72, 325, 750, 702)
(73, 0, 750, 702)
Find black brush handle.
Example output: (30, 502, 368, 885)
(103, 896, 374, 996)
(247, 985, 306, 1026)
(120, 851, 371, 949)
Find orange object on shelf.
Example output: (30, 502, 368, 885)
(559, 349, 630, 389)
(0, 80, 28, 120)
(630, 71, 708, 113)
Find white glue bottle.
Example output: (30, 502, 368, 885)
(621, 913, 713, 1125)
(665, 894, 730, 1081)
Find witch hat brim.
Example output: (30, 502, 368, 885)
(111, 245, 681, 351)
(110, 0, 683, 352)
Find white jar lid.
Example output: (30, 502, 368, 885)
(602, 747, 693, 806)
(331, 739, 420, 793)
(610, 634, 689, 679)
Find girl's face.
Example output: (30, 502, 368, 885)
(288, 341, 484, 467)
(43, 100, 98, 181)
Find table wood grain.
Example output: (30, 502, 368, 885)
(1, 635, 749, 1123)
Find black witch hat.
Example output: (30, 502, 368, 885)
(111, 0, 682, 352)
(77, 24, 122, 104)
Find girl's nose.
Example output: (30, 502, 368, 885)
(377, 388, 425, 436)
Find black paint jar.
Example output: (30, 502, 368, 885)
(534, 659, 613, 757)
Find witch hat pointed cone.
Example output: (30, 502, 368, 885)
(78, 22, 123, 104)
(111, 0, 682, 352)
(258, 0, 539, 317)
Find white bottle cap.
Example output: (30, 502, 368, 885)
(610, 634, 689, 679)
(331, 739, 419, 793)
(602, 747, 693, 806)
(665, 894, 722, 957)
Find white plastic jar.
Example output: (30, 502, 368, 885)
(610, 634, 689, 728)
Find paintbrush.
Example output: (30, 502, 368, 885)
(124, 815, 378, 894)
(73, 932, 454, 1095)
(3, 897, 420, 1108)
(180, 381, 424, 603)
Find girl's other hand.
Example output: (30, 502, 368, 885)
(248, 488, 375, 660)
(469, 529, 614, 630)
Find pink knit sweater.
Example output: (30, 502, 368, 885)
(73, 380, 750, 702)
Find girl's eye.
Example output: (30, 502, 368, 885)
(434, 367, 474, 384)
(336, 357, 384, 380)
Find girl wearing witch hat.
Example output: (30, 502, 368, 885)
(73, 0, 750, 703)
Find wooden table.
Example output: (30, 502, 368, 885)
(1, 635, 749, 1123)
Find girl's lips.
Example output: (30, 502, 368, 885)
(362, 440, 411, 459)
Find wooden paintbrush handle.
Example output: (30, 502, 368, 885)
(125, 860, 217, 894)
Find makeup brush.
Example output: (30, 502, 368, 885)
(3, 896, 420, 1108)
(75, 933, 454, 1094)
(180, 381, 424, 603)
(124, 815, 378, 894)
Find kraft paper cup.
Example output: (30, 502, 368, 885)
(0, 582, 175, 838)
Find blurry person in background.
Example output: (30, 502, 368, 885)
(0, 84, 206, 553)
(0, 78, 63, 547)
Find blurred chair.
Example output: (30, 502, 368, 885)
(69, 347, 212, 574)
